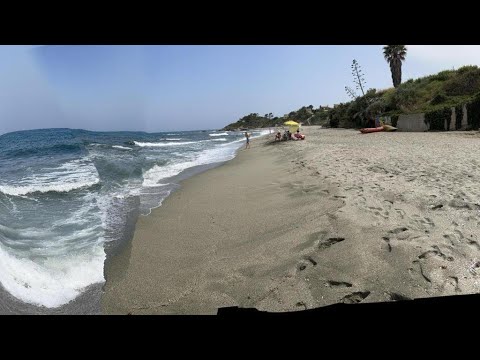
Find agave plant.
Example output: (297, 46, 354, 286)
(351, 59, 367, 96)
(345, 86, 357, 100)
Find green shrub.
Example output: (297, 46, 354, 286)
(424, 107, 451, 131)
(430, 70, 455, 81)
(457, 65, 478, 74)
(366, 99, 386, 117)
(430, 92, 448, 105)
(466, 93, 480, 130)
(330, 117, 339, 128)
(391, 87, 417, 110)
(444, 68, 480, 96)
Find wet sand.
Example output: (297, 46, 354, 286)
(103, 127, 480, 314)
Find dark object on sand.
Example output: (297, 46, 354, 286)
(360, 126, 384, 134)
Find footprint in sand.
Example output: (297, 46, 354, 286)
(409, 260, 431, 284)
(296, 256, 318, 271)
(341, 291, 370, 304)
(384, 227, 411, 248)
(418, 246, 454, 262)
(466, 239, 480, 251)
(388, 292, 411, 301)
(443, 276, 461, 293)
(382, 237, 392, 252)
(325, 280, 353, 288)
(389, 227, 408, 235)
(409, 216, 435, 231)
(443, 233, 458, 246)
(410, 244, 459, 290)
(394, 208, 406, 219)
(318, 237, 345, 250)
(454, 229, 465, 239)
(295, 301, 308, 310)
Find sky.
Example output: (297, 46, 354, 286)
(0, 45, 480, 134)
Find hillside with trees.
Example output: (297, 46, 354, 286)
(222, 106, 332, 131)
(329, 64, 480, 129)
(223, 46, 480, 131)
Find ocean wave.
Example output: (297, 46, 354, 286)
(142, 163, 190, 187)
(3, 143, 83, 158)
(134, 141, 197, 147)
(0, 222, 102, 254)
(0, 241, 105, 308)
(0, 159, 100, 196)
(211, 138, 227, 142)
(164, 138, 183, 141)
(218, 130, 269, 146)
(0, 180, 99, 197)
(112, 145, 133, 150)
(209, 132, 229, 137)
(142, 146, 236, 187)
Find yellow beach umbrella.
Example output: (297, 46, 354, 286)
(284, 120, 300, 133)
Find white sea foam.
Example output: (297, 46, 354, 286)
(218, 130, 270, 146)
(0, 241, 105, 308)
(139, 133, 267, 185)
(0, 186, 106, 308)
(0, 159, 100, 197)
(112, 145, 132, 150)
(142, 146, 237, 187)
(165, 138, 183, 141)
(134, 141, 197, 147)
(209, 132, 229, 137)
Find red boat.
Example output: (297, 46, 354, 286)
(359, 126, 384, 134)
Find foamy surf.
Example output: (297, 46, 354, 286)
(0, 160, 100, 197)
(209, 132, 229, 137)
(142, 146, 237, 187)
(134, 141, 197, 147)
(0, 241, 105, 308)
(0, 127, 269, 311)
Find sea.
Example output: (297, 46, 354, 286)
(0, 127, 270, 311)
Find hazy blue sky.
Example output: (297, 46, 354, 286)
(1, 45, 479, 134)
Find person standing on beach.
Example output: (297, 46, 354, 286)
(245, 131, 251, 149)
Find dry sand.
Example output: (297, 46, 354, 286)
(102, 127, 480, 314)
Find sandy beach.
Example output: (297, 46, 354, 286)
(102, 126, 480, 314)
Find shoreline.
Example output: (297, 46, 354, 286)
(0, 133, 260, 314)
(103, 127, 480, 314)
(6, 127, 480, 314)
(102, 126, 349, 314)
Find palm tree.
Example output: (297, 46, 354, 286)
(383, 45, 407, 88)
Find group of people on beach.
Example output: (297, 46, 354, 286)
(244, 127, 305, 149)
(274, 129, 305, 141)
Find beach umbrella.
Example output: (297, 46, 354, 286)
(284, 120, 299, 133)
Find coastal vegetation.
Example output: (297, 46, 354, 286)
(223, 65, 480, 131)
(223, 45, 480, 131)
(222, 106, 331, 131)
